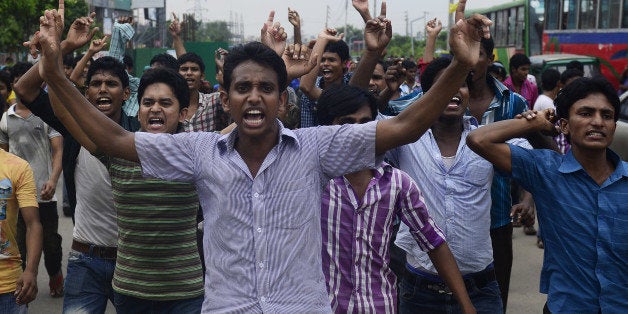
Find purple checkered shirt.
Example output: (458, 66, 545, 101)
(321, 163, 445, 313)
(181, 92, 229, 132)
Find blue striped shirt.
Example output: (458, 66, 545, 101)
(509, 145, 628, 313)
(135, 120, 381, 313)
(388, 117, 495, 275)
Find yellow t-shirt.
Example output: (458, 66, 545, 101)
(6, 90, 16, 105)
(0, 149, 37, 293)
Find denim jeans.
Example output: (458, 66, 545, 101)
(0, 292, 27, 314)
(62, 250, 116, 314)
(113, 292, 203, 314)
(398, 271, 503, 314)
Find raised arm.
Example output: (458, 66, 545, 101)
(377, 59, 404, 111)
(15, 8, 97, 104)
(375, 0, 492, 155)
(299, 28, 343, 100)
(69, 35, 108, 87)
(467, 109, 558, 173)
(283, 44, 317, 82)
(349, 2, 391, 89)
(37, 9, 138, 162)
(261, 11, 288, 57)
(169, 13, 186, 57)
(288, 7, 302, 45)
(109, 16, 135, 62)
(352, 0, 372, 23)
(423, 18, 443, 64)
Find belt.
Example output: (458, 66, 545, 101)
(404, 265, 496, 295)
(71, 240, 117, 259)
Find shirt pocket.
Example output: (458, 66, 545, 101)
(463, 158, 493, 188)
(268, 174, 318, 229)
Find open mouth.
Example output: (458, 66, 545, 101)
(148, 117, 165, 126)
(95, 97, 112, 111)
(321, 69, 334, 80)
(243, 109, 265, 127)
(447, 96, 462, 109)
(585, 130, 605, 139)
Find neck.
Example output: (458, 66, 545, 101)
(571, 146, 615, 185)
(469, 75, 495, 121)
(544, 88, 559, 100)
(431, 117, 464, 139)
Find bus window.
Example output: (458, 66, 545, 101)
(599, 0, 621, 28)
(546, 0, 561, 29)
(563, 0, 578, 29)
(623, 0, 628, 27)
(509, 7, 517, 46)
(579, 0, 598, 29)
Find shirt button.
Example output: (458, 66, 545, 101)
(254, 192, 260, 198)
(259, 262, 264, 269)
(257, 227, 262, 233)
(260, 296, 266, 303)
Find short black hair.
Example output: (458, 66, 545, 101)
(123, 54, 134, 69)
(540, 68, 561, 91)
(566, 60, 584, 72)
(86, 56, 129, 88)
(316, 84, 377, 126)
(509, 53, 531, 72)
(420, 57, 452, 93)
(138, 67, 190, 112)
(401, 60, 417, 70)
(560, 68, 584, 85)
(10, 62, 33, 82)
(223, 41, 287, 93)
(0, 71, 12, 93)
(150, 53, 179, 71)
(324, 41, 350, 62)
(555, 76, 620, 122)
(178, 52, 206, 73)
(63, 54, 77, 68)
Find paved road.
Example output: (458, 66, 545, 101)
(28, 196, 546, 313)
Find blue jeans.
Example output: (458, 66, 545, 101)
(62, 250, 116, 314)
(113, 292, 203, 314)
(0, 292, 27, 314)
(399, 269, 503, 314)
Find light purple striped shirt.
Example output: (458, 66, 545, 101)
(321, 163, 445, 313)
(135, 120, 381, 313)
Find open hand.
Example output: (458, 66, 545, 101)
(261, 11, 287, 56)
(449, 0, 492, 69)
(283, 43, 317, 80)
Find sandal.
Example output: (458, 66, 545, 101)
(523, 225, 537, 236)
(49, 272, 64, 298)
(537, 238, 544, 249)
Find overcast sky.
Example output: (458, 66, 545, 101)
(165, 0, 513, 40)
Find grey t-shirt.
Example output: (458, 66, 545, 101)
(0, 105, 61, 203)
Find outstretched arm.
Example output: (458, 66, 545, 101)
(423, 18, 443, 64)
(288, 7, 302, 45)
(37, 8, 138, 162)
(352, 0, 372, 23)
(169, 13, 186, 57)
(299, 28, 343, 100)
(69, 35, 108, 87)
(15, 7, 97, 104)
(467, 109, 558, 174)
(349, 2, 391, 89)
(375, 0, 492, 155)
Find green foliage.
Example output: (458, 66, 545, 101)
(198, 21, 232, 42)
(0, 0, 88, 55)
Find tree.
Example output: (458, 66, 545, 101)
(0, 0, 88, 55)
(198, 21, 232, 43)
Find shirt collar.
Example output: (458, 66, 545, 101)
(559, 149, 628, 178)
(217, 119, 299, 153)
(7, 104, 17, 116)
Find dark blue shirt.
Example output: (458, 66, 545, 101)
(509, 145, 628, 313)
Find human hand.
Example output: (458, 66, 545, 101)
(40, 179, 57, 201)
(510, 201, 535, 226)
(62, 12, 98, 55)
(214, 48, 228, 86)
(288, 7, 301, 28)
(317, 28, 344, 43)
(283, 43, 317, 79)
(15, 270, 38, 305)
(426, 18, 442, 38)
(36, 9, 65, 81)
(385, 59, 406, 91)
(449, 0, 492, 69)
(117, 16, 134, 24)
(516, 109, 560, 136)
(352, 0, 371, 19)
(88, 35, 109, 54)
(261, 11, 287, 56)
(169, 12, 182, 37)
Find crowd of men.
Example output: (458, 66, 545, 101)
(0, 0, 626, 313)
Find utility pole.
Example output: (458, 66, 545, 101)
(345, 0, 348, 39)
(405, 11, 409, 37)
(325, 5, 331, 28)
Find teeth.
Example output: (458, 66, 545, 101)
(247, 110, 262, 115)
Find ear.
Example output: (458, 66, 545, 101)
(179, 107, 188, 123)
(123, 86, 131, 101)
(220, 90, 230, 112)
(559, 118, 569, 135)
(279, 89, 288, 112)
